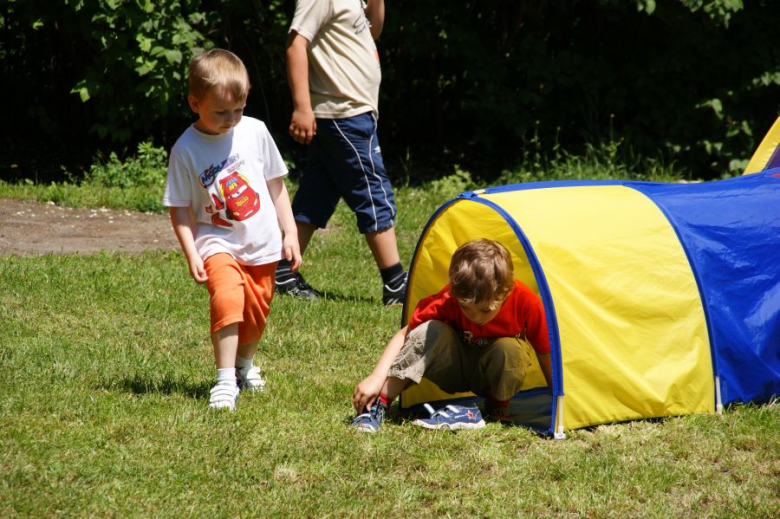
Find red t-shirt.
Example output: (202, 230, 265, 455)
(408, 280, 550, 355)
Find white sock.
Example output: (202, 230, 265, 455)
(236, 355, 254, 371)
(216, 367, 237, 385)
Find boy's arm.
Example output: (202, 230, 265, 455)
(364, 0, 385, 40)
(353, 324, 408, 413)
(536, 353, 553, 394)
(267, 176, 301, 271)
(286, 32, 317, 145)
(169, 206, 207, 283)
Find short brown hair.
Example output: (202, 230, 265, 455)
(449, 239, 514, 308)
(188, 49, 250, 100)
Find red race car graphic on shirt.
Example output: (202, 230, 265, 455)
(210, 172, 260, 225)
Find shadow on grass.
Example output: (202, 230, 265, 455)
(104, 373, 211, 400)
(277, 291, 376, 304)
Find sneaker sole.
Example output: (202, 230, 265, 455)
(411, 419, 486, 430)
(208, 401, 237, 411)
(280, 290, 320, 300)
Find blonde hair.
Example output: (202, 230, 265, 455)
(188, 49, 250, 100)
(449, 239, 514, 309)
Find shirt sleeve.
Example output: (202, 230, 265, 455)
(520, 285, 551, 355)
(409, 286, 454, 331)
(162, 145, 192, 208)
(290, 0, 332, 42)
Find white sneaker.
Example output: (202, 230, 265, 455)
(236, 365, 266, 392)
(208, 381, 239, 411)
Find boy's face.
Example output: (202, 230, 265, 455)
(457, 296, 506, 326)
(189, 89, 246, 135)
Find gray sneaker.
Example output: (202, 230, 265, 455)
(276, 272, 322, 300)
(382, 273, 407, 306)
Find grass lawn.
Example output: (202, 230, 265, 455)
(1, 181, 777, 517)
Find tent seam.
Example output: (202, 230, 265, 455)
(466, 196, 563, 436)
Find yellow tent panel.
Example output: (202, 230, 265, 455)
(486, 186, 713, 431)
(744, 116, 780, 174)
(400, 148, 780, 436)
(400, 183, 721, 436)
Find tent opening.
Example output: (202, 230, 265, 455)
(400, 194, 554, 432)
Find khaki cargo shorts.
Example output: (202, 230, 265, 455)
(388, 320, 533, 400)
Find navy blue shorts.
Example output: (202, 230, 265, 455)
(292, 112, 397, 234)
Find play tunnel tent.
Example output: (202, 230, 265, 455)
(744, 117, 780, 174)
(399, 170, 780, 438)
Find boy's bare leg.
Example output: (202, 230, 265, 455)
(209, 324, 240, 409)
(365, 226, 400, 269)
(237, 340, 259, 360)
(295, 221, 318, 255)
(382, 376, 411, 401)
(212, 324, 239, 368)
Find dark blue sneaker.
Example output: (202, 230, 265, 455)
(412, 403, 486, 430)
(352, 398, 387, 433)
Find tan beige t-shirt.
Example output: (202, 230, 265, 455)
(290, 0, 381, 119)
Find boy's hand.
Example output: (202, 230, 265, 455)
(353, 374, 384, 414)
(282, 233, 302, 272)
(187, 254, 208, 284)
(289, 109, 317, 145)
(169, 207, 208, 284)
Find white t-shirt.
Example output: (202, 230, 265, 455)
(291, 0, 381, 119)
(163, 117, 288, 266)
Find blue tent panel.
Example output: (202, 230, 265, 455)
(629, 170, 780, 405)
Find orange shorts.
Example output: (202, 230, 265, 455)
(204, 253, 277, 344)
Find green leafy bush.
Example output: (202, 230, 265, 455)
(3, 0, 777, 180)
(85, 142, 168, 189)
(429, 166, 477, 199)
(67, 0, 210, 142)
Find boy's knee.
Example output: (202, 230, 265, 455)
(356, 212, 396, 235)
(408, 320, 458, 349)
(487, 338, 526, 361)
(480, 339, 531, 399)
(390, 321, 460, 383)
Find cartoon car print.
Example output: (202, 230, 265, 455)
(211, 172, 260, 222)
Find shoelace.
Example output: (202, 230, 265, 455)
(356, 400, 385, 422)
(422, 403, 460, 420)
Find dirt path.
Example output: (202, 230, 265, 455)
(0, 198, 178, 256)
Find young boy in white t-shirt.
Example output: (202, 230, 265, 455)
(163, 49, 301, 411)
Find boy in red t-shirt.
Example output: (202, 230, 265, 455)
(352, 239, 552, 432)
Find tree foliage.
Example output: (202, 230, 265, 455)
(2, 0, 778, 181)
